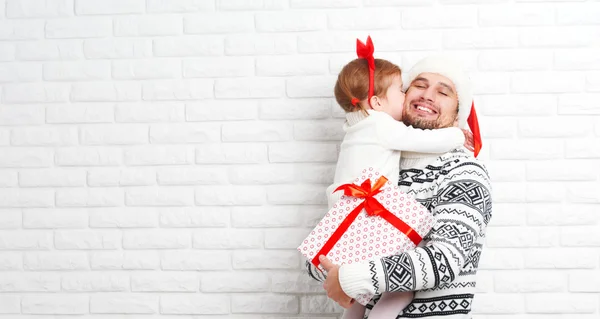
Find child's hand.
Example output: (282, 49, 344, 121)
(462, 129, 475, 152)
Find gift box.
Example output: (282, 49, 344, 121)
(297, 167, 435, 305)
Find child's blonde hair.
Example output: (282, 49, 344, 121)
(334, 58, 402, 113)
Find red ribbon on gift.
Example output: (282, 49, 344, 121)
(311, 176, 423, 268)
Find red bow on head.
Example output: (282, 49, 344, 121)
(467, 101, 482, 157)
(356, 36, 375, 107)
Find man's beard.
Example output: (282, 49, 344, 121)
(401, 103, 458, 130)
(402, 111, 454, 130)
(402, 113, 441, 130)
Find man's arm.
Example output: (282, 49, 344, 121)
(337, 161, 492, 298)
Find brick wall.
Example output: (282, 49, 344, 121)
(0, 0, 599, 317)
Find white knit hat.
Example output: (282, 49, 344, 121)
(403, 55, 473, 128)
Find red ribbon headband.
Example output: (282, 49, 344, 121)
(356, 36, 375, 108)
(467, 101, 482, 157)
(311, 176, 423, 268)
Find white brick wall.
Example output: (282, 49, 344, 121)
(0, 0, 598, 318)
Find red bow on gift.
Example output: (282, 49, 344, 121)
(335, 176, 388, 217)
(311, 176, 423, 268)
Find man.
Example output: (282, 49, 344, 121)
(307, 55, 493, 318)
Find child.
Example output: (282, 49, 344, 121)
(327, 37, 473, 319)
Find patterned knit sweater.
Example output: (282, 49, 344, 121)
(306, 149, 493, 318)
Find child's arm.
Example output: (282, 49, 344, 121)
(375, 113, 466, 154)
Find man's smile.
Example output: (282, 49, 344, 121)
(411, 101, 438, 117)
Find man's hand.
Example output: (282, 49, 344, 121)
(319, 255, 354, 308)
(461, 129, 475, 152)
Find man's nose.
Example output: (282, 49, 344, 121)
(423, 87, 435, 102)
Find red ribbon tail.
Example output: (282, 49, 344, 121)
(333, 183, 367, 198)
(373, 204, 422, 246)
(364, 198, 422, 246)
(467, 101, 482, 157)
(311, 202, 365, 268)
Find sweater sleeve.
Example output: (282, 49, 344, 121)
(338, 161, 493, 298)
(375, 113, 465, 154)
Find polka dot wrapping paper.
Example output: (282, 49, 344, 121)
(297, 168, 435, 305)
